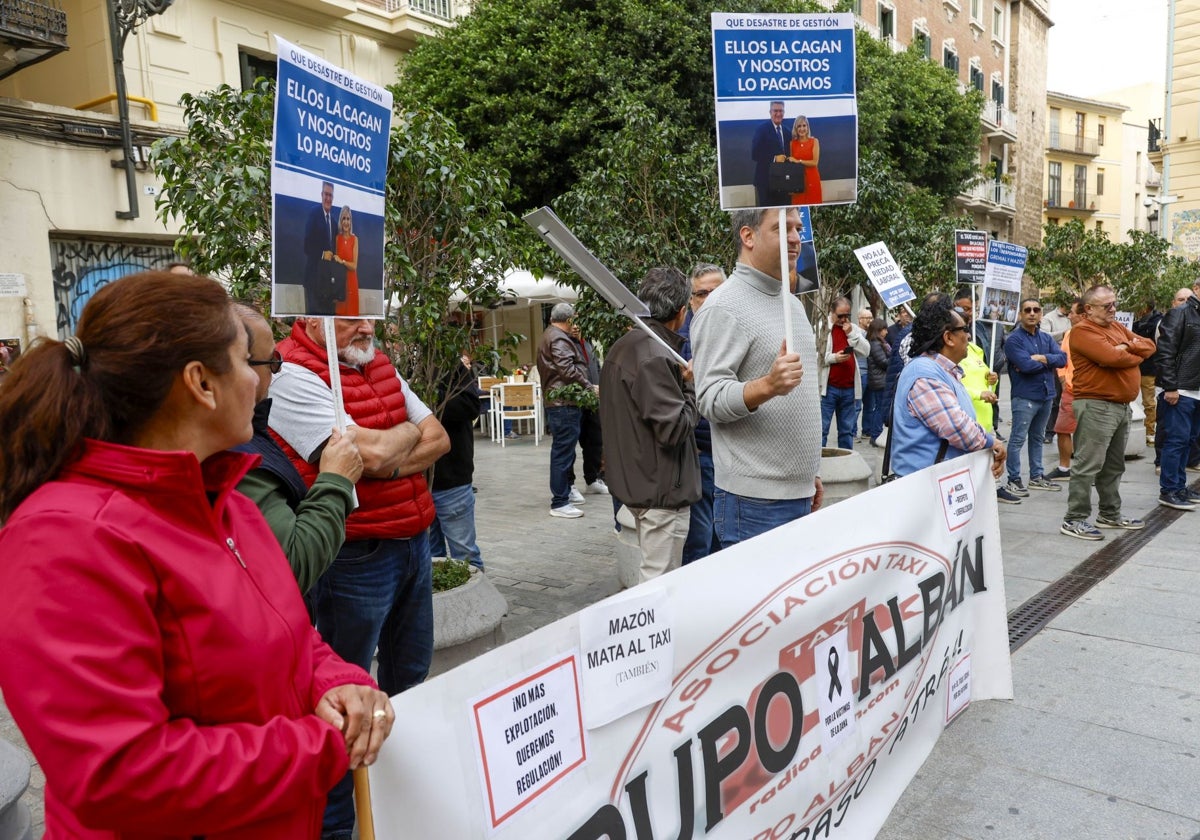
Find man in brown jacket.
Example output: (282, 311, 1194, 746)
(1060, 284, 1156, 540)
(536, 302, 594, 518)
(600, 267, 701, 581)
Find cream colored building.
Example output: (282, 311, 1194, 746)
(1151, 0, 1200, 260)
(0, 0, 456, 352)
(1042, 92, 1126, 239)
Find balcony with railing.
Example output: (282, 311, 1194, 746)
(0, 0, 68, 81)
(1044, 185, 1095, 216)
(1148, 118, 1162, 153)
(981, 100, 1017, 141)
(384, 0, 456, 19)
(960, 180, 1015, 212)
(1046, 132, 1100, 156)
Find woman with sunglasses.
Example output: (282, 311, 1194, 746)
(0, 272, 390, 839)
(234, 305, 364, 596)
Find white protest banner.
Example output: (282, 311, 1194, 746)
(1114, 311, 1134, 331)
(945, 655, 971, 724)
(853, 241, 915, 309)
(579, 588, 675, 729)
(980, 240, 1028, 326)
(711, 12, 858, 210)
(0, 273, 27, 298)
(369, 452, 1012, 839)
(271, 37, 392, 318)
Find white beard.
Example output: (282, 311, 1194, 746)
(338, 342, 376, 368)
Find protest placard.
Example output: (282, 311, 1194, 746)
(711, 12, 858, 209)
(368, 452, 1012, 838)
(954, 230, 988, 286)
(271, 37, 392, 318)
(853, 241, 915, 309)
(980, 240, 1028, 326)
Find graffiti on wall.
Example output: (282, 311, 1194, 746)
(49, 238, 179, 338)
(1171, 209, 1200, 261)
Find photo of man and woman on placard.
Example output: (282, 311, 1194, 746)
(272, 174, 386, 318)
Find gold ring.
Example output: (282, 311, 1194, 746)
(372, 709, 387, 719)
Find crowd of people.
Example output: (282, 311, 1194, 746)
(2, 220, 1198, 837)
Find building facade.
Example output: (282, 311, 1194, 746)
(1042, 92, 1127, 238)
(0, 0, 457, 352)
(841, 0, 1050, 247)
(1151, 0, 1200, 260)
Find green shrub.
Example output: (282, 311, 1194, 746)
(432, 558, 472, 592)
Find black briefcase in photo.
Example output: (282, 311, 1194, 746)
(768, 161, 806, 194)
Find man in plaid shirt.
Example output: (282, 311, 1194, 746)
(890, 297, 1007, 478)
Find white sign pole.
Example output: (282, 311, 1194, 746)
(322, 316, 349, 434)
(779, 207, 794, 354)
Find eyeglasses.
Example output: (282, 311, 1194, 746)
(945, 325, 968, 335)
(1088, 301, 1117, 311)
(1022, 306, 1042, 314)
(249, 349, 283, 374)
(691, 289, 712, 299)
(835, 313, 850, 320)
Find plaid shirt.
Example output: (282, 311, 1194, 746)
(904, 353, 994, 453)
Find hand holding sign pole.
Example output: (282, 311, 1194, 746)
(523, 207, 687, 367)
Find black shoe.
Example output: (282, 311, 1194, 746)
(1159, 491, 1197, 511)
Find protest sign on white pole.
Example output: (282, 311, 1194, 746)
(270, 36, 392, 319)
(523, 207, 687, 366)
(711, 13, 858, 210)
(954, 230, 988, 286)
(853, 241, 916, 310)
(368, 452, 1012, 838)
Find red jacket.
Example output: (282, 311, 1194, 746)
(0, 441, 373, 839)
(276, 323, 436, 540)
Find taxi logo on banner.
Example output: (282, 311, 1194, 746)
(568, 538, 989, 840)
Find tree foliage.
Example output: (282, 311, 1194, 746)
(1026, 219, 1190, 312)
(152, 84, 523, 413)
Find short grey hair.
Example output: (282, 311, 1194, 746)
(690, 263, 726, 281)
(550, 302, 575, 323)
(638, 267, 689, 322)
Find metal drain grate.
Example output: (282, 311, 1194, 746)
(1007, 501, 1190, 652)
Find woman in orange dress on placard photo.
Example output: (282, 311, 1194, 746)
(334, 205, 359, 317)
(789, 115, 822, 205)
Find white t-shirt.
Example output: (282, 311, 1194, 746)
(268, 360, 432, 462)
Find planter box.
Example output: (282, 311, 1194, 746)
(820, 447, 872, 505)
(0, 739, 32, 840)
(429, 565, 508, 678)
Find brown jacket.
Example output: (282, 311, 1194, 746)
(536, 323, 591, 405)
(1069, 318, 1155, 403)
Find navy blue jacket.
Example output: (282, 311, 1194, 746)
(1004, 327, 1066, 401)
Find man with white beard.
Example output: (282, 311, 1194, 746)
(269, 316, 449, 839)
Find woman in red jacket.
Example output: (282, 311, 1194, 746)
(0, 271, 393, 839)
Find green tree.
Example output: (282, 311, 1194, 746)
(1025, 219, 1116, 303)
(152, 83, 523, 412)
(397, 0, 826, 209)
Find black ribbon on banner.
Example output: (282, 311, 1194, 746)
(827, 648, 842, 701)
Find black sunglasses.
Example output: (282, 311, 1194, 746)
(249, 349, 283, 374)
(1023, 306, 1042, 314)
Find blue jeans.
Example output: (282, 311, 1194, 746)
(713, 489, 813, 550)
(821, 385, 858, 450)
(316, 531, 432, 837)
(430, 484, 483, 568)
(861, 388, 885, 440)
(682, 450, 718, 564)
(1160, 395, 1200, 494)
(545, 405, 582, 508)
(1007, 396, 1052, 483)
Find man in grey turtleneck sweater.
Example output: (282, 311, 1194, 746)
(690, 208, 824, 550)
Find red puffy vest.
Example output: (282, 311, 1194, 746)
(274, 323, 436, 541)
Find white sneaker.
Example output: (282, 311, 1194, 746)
(550, 504, 584, 519)
(586, 479, 610, 495)
(568, 487, 586, 505)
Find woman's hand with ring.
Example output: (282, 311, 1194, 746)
(316, 684, 395, 768)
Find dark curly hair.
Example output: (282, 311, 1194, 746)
(907, 293, 958, 358)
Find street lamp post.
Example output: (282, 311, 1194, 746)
(106, 0, 175, 220)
